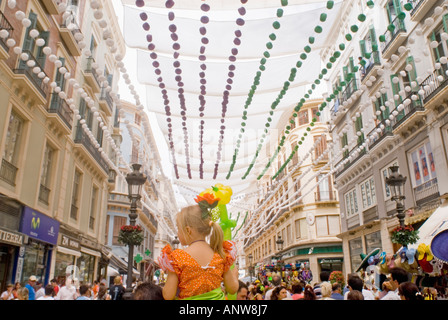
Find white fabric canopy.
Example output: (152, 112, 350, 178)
(120, 0, 343, 196)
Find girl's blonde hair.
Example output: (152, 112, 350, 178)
(177, 205, 225, 259)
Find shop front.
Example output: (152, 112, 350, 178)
(0, 196, 24, 292)
(54, 228, 81, 285)
(19, 206, 59, 285)
(77, 235, 102, 284)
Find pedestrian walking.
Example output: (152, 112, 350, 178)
(319, 282, 334, 300)
(15, 287, 29, 300)
(55, 278, 78, 300)
(25, 275, 37, 300)
(344, 274, 375, 300)
(12, 282, 21, 300)
(132, 282, 164, 300)
(330, 282, 344, 300)
(76, 285, 91, 300)
(399, 282, 423, 301)
(1, 284, 14, 300)
(270, 286, 288, 300)
(109, 276, 125, 300)
(37, 285, 55, 300)
(303, 284, 317, 300)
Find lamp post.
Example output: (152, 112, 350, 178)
(385, 165, 407, 227)
(248, 253, 253, 283)
(123, 164, 147, 300)
(276, 236, 284, 273)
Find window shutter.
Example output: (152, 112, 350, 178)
(390, 74, 401, 106)
(22, 12, 38, 52)
(54, 58, 66, 89)
(359, 40, 367, 57)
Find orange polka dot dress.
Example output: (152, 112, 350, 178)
(161, 241, 236, 300)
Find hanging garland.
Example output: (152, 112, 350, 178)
(237, 0, 338, 180)
(212, 0, 248, 179)
(136, 0, 180, 179)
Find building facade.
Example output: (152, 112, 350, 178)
(0, 0, 127, 291)
(326, 0, 448, 273)
(244, 99, 343, 280)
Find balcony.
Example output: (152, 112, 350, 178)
(59, 14, 82, 56)
(339, 77, 361, 108)
(419, 68, 448, 107)
(74, 124, 109, 174)
(41, 0, 61, 15)
(99, 87, 114, 117)
(314, 191, 337, 203)
(361, 51, 381, 83)
(414, 177, 440, 207)
(380, 16, 407, 60)
(406, 0, 433, 22)
(83, 57, 101, 93)
(13, 51, 49, 104)
(0, 159, 18, 186)
(391, 92, 425, 133)
(48, 93, 74, 132)
(367, 120, 393, 150)
(334, 143, 368, 178)
(0, 11, 13, 59)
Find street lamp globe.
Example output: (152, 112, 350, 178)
(276, 235, 284, 252)
(126, 164, 147, 202)
(385, 165, 407, 202)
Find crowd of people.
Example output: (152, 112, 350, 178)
(0, 275, 163, 301)
(237, 268, 447, 301)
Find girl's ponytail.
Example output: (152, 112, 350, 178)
(209, 220, 225, 259)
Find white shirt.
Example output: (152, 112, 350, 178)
(380, 289, 401, 300)
(344, 289, 376, 300)
(1, 290, 14, 300)
(55, 285, 77, 300)
(37, 296, 55, 300)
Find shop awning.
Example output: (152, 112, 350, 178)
(57, 246, 82, 258)
(409, 199, 448, 250)
(80, 247, 102, 257)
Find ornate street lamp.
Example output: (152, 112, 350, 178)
(276, 235, 284, 252)
(123, 164, 147, 300)
(385, 165, 407, 227)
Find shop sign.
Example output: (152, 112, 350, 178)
(20, 207, 60, 245)
(15, 247, 25, 282)
(60, 235, 80, 251)
(0, 228, 24, 246)
(318, 258, 343, 264)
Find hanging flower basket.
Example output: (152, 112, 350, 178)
(391, 225, 419, 247)
(118, 225, 144, 246)
(329, 271, 345, 289)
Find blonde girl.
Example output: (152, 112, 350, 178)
(158, 205, 239, 300)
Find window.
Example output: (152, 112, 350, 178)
(113, 216, 127, 245)
(345, 188, 359, 217)
(286, 224, 292, 245)
(316, 215, 341, 237)
(314, 135, 328, 161)
(294, 219, 307, 239)
(131, 140, 140, 163)
(317, 174, 332, 201)
(298, 110, 309, 126)
(429, 15, 448, 76)
(70, 170, 82, 220)
(39, 144, 55, 204)
(365, 231, 382, 254)
(21, 12, 49, 69)
(408, 142, 437, 187)
(349, 237, 363, 273)
(360, 176, 377, 209)
(89, 186, 98, 230)
(1, 110, 24, 186)
(381, 160, 399, 199)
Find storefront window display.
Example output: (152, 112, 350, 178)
(349, 237, 363, 273)
(76, 252, 95, 284)
(20, 240, 50, 284)
(54, 252, 76, 285)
